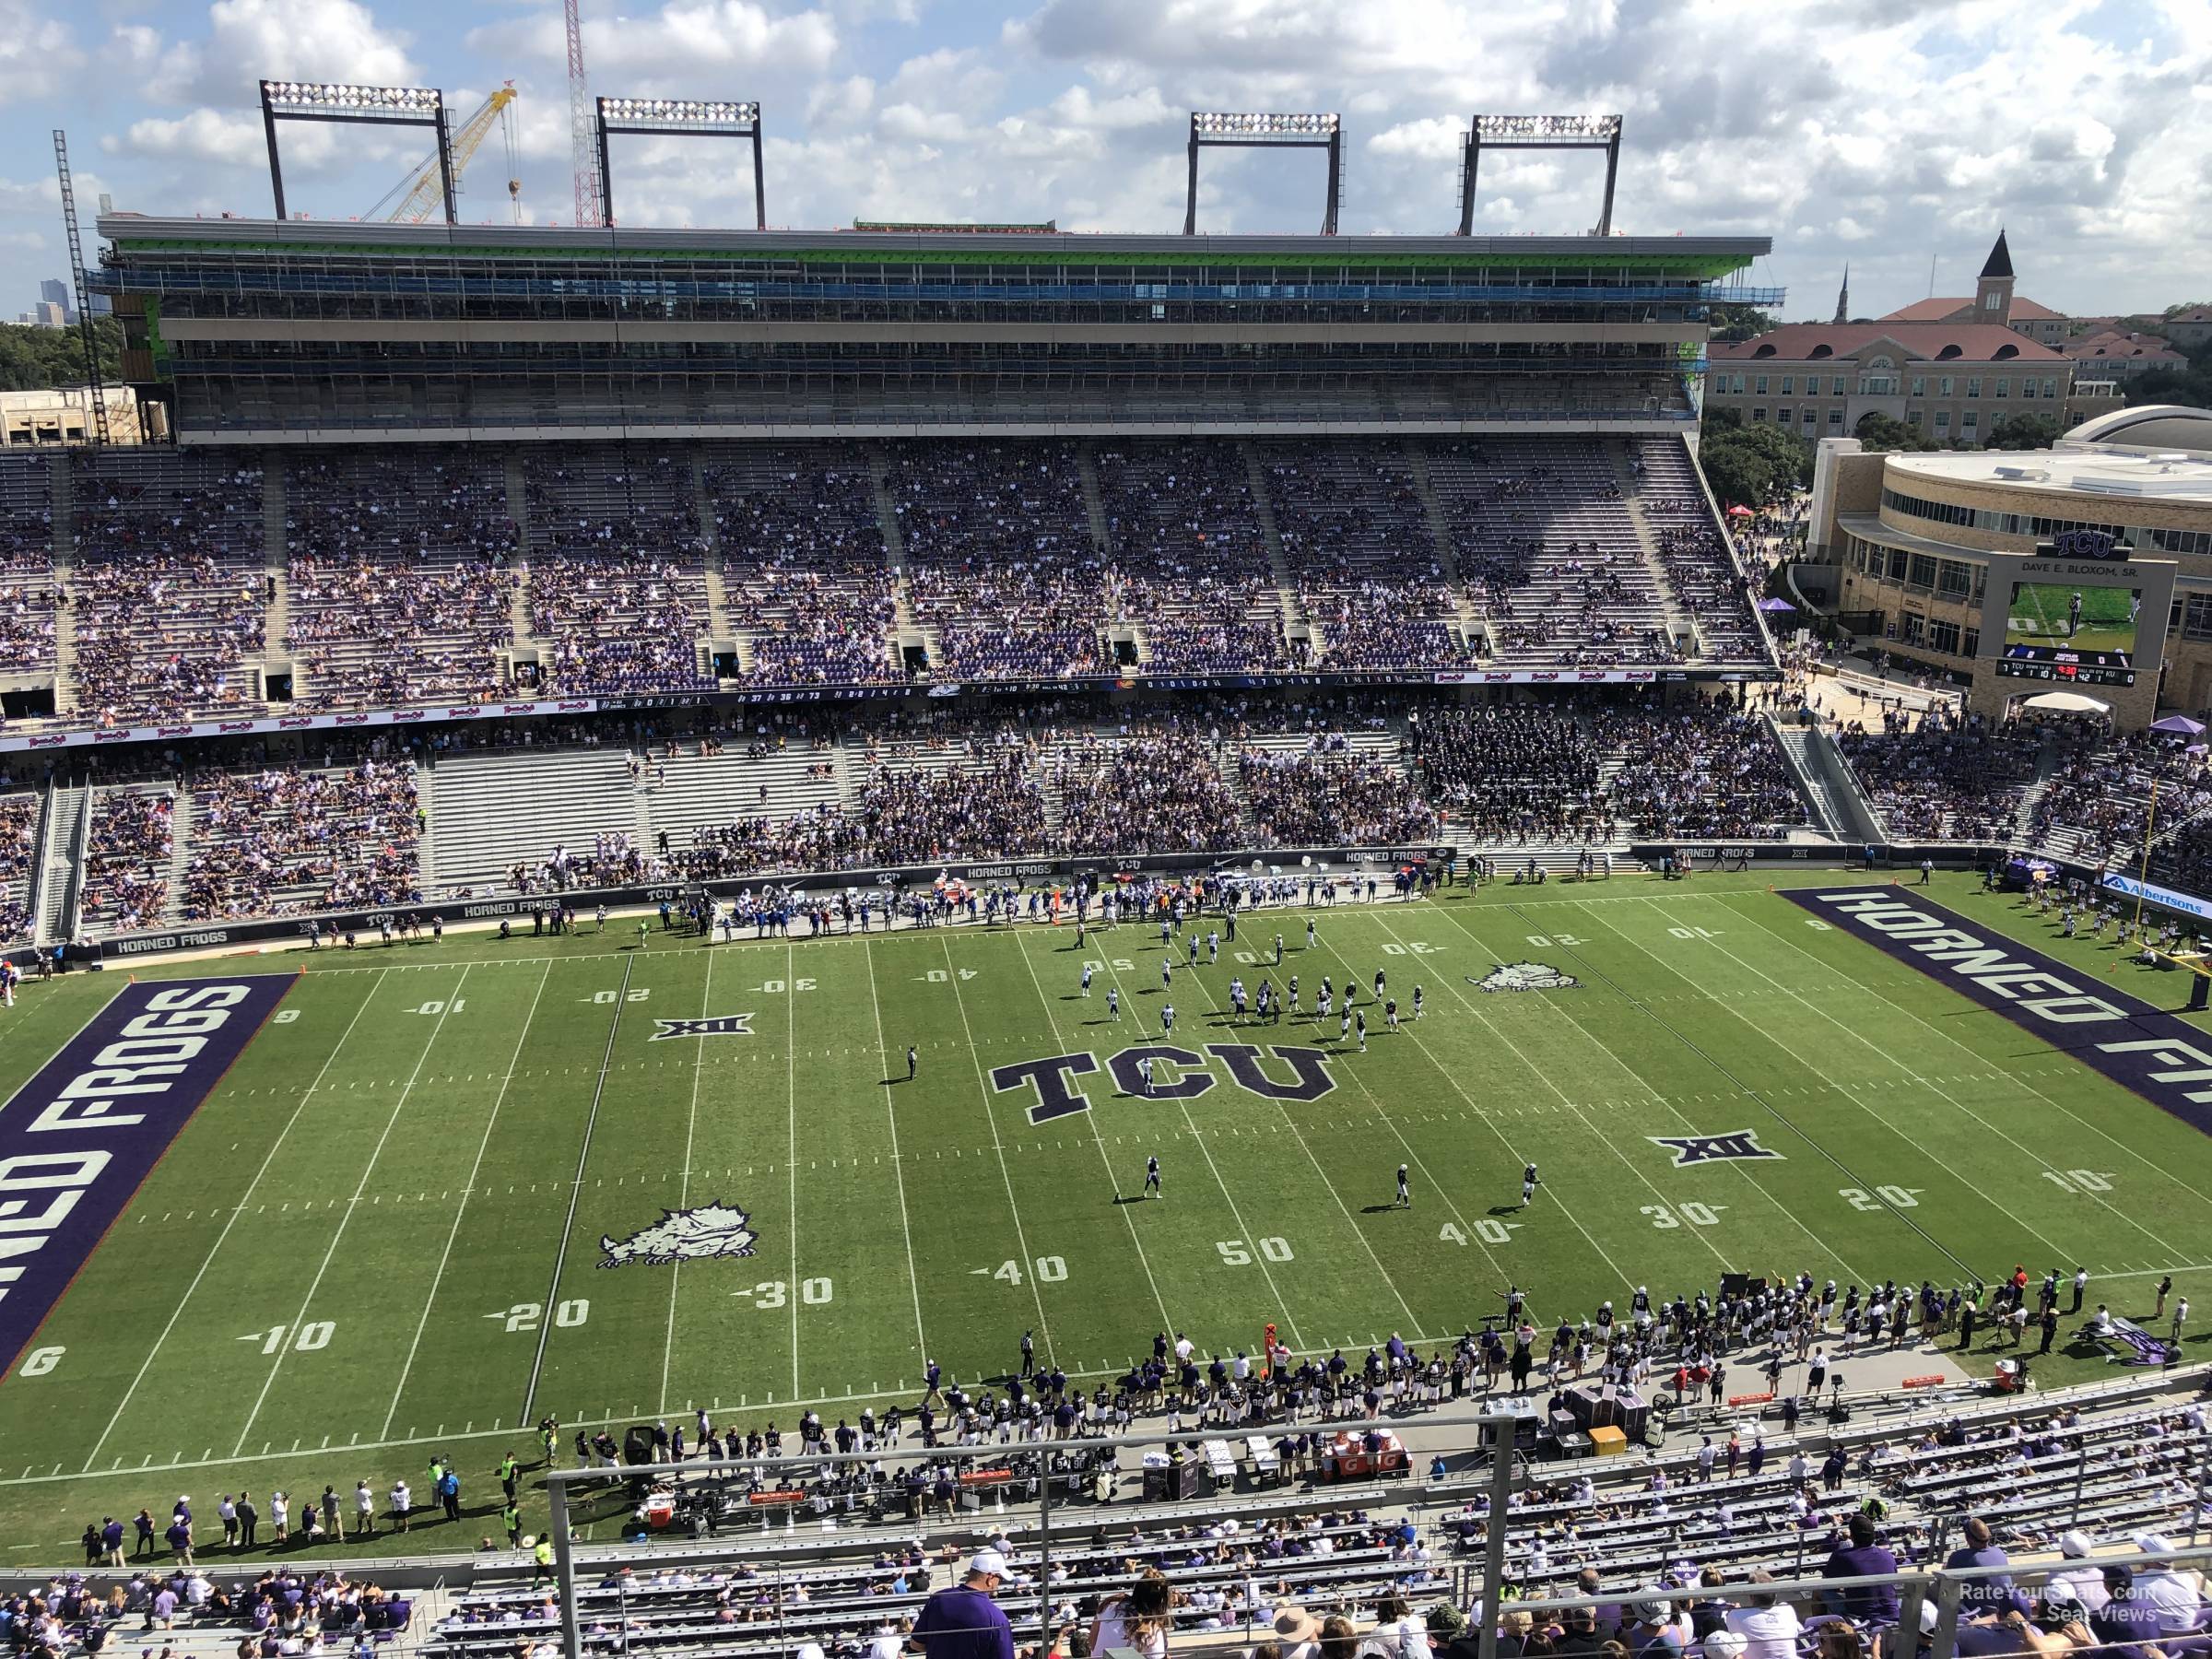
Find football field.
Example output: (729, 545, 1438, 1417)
(0, 871, 2208, 1562)
(2006, 581, 2140, 659)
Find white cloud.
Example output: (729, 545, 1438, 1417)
(135, 0, 418, 107)
(466, 1, 839, 85)
(0, 0, 83, 104)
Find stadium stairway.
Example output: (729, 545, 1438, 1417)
(502, 454, 530, 554)
(1610, 441, 1700, 651)
(1075, 445, 1113, 560)
(1768, 716, 1872, 843)
(47, 453, 75, 716)
(429, 747, 640, 894)
(31, 782, 81, 945)
(165, 788, 195, 924)
(1239, 441, 1308, 626)
(414, 764, 441, 893)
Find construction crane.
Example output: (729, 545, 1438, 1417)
(371, 81, 522, 223)
(567, 0, 602, 227)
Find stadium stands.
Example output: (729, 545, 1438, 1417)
(283, 451, 518, 710)
(1601, 701, 1810, 839)
(1838, 712, 2042, 841)
(69, 449, 268, 724)
(406, 1353, 2210, 1659)
(0, 793, 34, 942)
(78, 787, 175, 934)
(2036, 733, 2212, 867)
(891, 441, 1102, 682)
(524, 452, 712, 695)
(705, 445, 900, 688)
(1630, 440, 1770, 664)
(1413, 706, 1612, 847)
(1427, 438, 1677, 670)
(0, 453, 58, 679)
(181, 761, 422, 922)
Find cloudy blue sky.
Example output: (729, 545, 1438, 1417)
(2, 0, 2208, 324)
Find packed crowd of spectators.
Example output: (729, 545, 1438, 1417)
(71, 455, 268, 725)
(182, 762, 421, 922)
(525, 453, 712, 695)
(2035, 732, 2212, 865)
(79, 790, 174, 935)
(0, 454, 57, 677)
(860, 754, 1051, 865)
(711, 450, 900, 688)
(891, 441, 1103, 680)
(0, 794, 36, 941)
(1412, 706, 1610, 845)
(1140, 616, 1301, 676)
(1601, 700, 1809, 839)
(1238, 745, 1440, 848)
(1838, 709, 2043, 841)
(288, 554, 515, 710)
(1096, 440, 1276, 625)
(1053, 725, 1246, 855)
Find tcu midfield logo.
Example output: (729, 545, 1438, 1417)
(992, 1043, 1338, 1124)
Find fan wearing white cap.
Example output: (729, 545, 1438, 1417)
(909, 1549, 1015, 1659)
(2128, 1535, 2206, 1634)
(2045, 1533, 2110, 1617)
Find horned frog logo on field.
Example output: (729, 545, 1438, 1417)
(1472, 961, 1579, 994)
(599, 1203, 759, 1268)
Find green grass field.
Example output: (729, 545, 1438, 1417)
(2006, 582, 2140, 659)
(0, 870, 2208, 1567)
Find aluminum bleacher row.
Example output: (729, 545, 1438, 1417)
(0, 434, 1771, 738)
(406, 1370, 2206, 1659)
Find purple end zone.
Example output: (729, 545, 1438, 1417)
(1780, 886, 2212, 1138)
(0, 975, 293, 1371)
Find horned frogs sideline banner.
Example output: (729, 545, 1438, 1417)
(1781, 888, 2212, 1137)
(0, 976, 292, 1370)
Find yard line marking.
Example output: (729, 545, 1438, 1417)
(79, 969, 391, 1476)
(1667, 896, 2186, 1261)
(1002, 929, 1173, 1333)
(1389, 908, 1738, 1279)
(658, 947, 716, 1418)
(382, 960, 553, 1441)
(1340, 914, 1639, 1296)
(233, 967, 475, 1457)
(785, 942, 800, 1400)
(1067, 918, 1308, 1349)
(1165, 932, 1422, 1333)
(863, 937, 928, 1366)
(1288, 928, 1539, 1311)
(1457, 900, 1872, 1284)
(1722, 890, 2212, 1229)
(0, 1325, 1500, 1491)
(518, 954, 634, 1427)
(937, 936, 1053, 1356)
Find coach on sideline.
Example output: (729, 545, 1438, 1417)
(911, 1549, 1015, 1659)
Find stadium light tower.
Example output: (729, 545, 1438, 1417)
(259, 81, 456, 224)
(594, 98, 765, 229)
(1457, 113, 1623, 236)
(1184, 111, 1343, 236)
